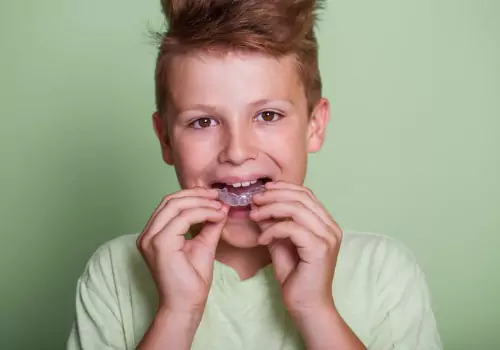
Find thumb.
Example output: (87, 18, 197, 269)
(188, 205, 229, 282)
(250, 203, 274, 232)
(196, 204, 229, 254)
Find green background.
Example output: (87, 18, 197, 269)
(1, 0, 498, 349)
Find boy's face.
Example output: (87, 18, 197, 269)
(153, 52, 329, 247)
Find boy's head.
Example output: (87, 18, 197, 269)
(155, 0, 325, 117)
(152, 0, 330, 247)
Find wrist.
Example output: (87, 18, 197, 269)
(290, 303, 338, 329)
(287, 296, 336, 320)
(291, 305, 366, 350)
(138, 308, 204, 350)
(156, 307, 204, 331)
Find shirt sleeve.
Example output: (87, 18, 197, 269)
(368, 239, 443, 350)
(67, 244, 126, 350)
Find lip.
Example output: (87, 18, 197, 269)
(210, 174, 273, 186)
(227, 206, 252, 220)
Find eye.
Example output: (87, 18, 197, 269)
(190, 117, 217, 129)
(255, 111, 283, 123)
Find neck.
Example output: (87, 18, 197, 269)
(215, 240, 271, 280)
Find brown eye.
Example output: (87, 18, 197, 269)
(257, 111, 282, 123)
(192, 117, 216, 129)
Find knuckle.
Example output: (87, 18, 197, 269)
(337, 227, 343, 240)
(303, 186, 315, 197)
(330, 223, 343, 239)
(326, 234, 338, 247)
(325, 226, 340, 244)
(136, 237, 143, 250)
(163, 193, 173, 202)
(165, 196, 181, 207)
(151, 234, 167, 251)
(137, 234, 149, 250)
(150, 234, 160, 247)
(300, 192, 311, 202)
(178, 208, 191, 220)
(316, 239, 330, 255)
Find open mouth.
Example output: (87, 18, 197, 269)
(211, 177, 272, 195)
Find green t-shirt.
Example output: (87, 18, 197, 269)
(67, 230, 442, 349)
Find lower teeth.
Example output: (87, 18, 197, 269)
(216, 185, 265, 207)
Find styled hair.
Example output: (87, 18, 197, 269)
(153, 0, 325, 116)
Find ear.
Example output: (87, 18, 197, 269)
(152, 112, 174, 165)
(307, 98, 330, 153)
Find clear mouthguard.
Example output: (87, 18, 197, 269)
(216, 185, 265, 207)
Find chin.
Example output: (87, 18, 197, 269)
(220, 220, 262, 248)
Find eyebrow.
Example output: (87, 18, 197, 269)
(183, 98, 295, 113)
(249, 98, 295, 108)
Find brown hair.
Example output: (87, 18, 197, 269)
(153, 0, 325, 116)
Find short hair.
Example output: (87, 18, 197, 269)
(153, 0, 325, 116)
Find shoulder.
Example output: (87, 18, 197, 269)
(337, 232, 442, 348)
(336, 230, 436, 319)
(78, 233, 144, 289)
(341, 229, 418, 263)
(337, 229, 424, 287)
(340, 229, 417, 260)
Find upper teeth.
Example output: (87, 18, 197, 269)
(231, 180, 257, 188)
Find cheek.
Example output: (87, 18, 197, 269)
(173, 135, 217, 180)
(261, 123, 308, 170)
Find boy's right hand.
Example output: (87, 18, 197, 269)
(136, 187, 228, 316)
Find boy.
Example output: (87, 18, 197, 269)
(67, 0, 442, 349)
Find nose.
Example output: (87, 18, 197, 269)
(218, 123, 258, 165)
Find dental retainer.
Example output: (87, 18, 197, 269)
(217, 184, 265, 207)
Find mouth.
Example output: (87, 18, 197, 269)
(210, 177, 272, 196)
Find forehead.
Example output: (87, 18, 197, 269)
(166, 51, 306, 110)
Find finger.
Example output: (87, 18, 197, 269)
(146, 196, 222, 236)
(263, 181, 332, 220)
(253, 188, 332, 228)
(249, 203, 275, 231)
(250, 201, 335, 246)
(168, 186, 219, 200)
(140, 187, 218, 237)
(258, 221, 325, 263)
(261, 182, 342, 239)
(265, 181, 317, 203)
(137, 189, 219, 246)
(266, 238, 297, 284)
(143, 207, 226, 252)
(189, 205, 230, 278)
(195, 204, 230, 253)
(137, 197, 170, 248)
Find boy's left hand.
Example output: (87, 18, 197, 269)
(250, 180, 342, 317)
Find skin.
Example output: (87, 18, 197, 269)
(136, 52, 366, 349)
